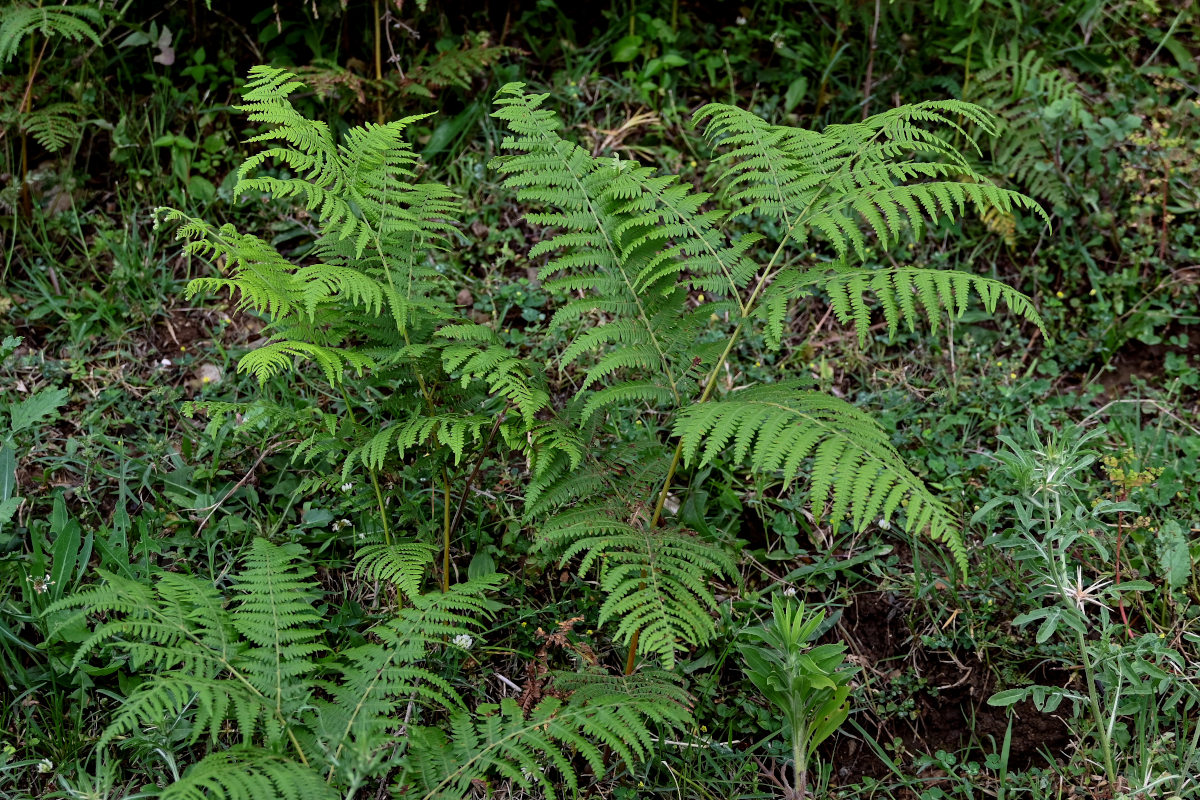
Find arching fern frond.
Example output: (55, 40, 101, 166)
(401, 690, 690, 800)
(320, 575, 504, 784)
(20, 102, 84, 151)
(969, 46, 1084, 207)
(354, 542, 437, 600)
(674, 382, 967, 575)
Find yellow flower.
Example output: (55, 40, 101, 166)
(1055, 291, 1064, 299)
(1009, 372, 1017, 379)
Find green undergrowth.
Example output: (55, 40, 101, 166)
(2, 2, 1199, 799)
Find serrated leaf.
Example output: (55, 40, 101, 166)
(8, 387, 69, 434)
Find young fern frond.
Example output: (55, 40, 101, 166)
(674, 382, 967, 574)
(20, 102, 84, 151)
(401, 691, 691, 800)
(540, 506, 737, 668)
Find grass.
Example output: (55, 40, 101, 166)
(2, 1, 1199, 798)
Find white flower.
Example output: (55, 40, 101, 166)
(782, 586, 797, 597)
(453, 633, 475, 650)
(27, 574, 55, 594)
(340, 483, 353, 492)
(36, 758, 53, 774)
(159, 358, 172, 367)
(878, 518, 892, 530)
(736, 15, 747, 25)
(331, 519, 351, 532)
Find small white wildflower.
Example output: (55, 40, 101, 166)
(27, 574, 55, 594)
(878, 518, 891, 530)
(453, 633, 475, 650)
(36, 758, 53, 774)
(159, 358, 172, 367)
(340, 482, 353, 492)
(331, 519, 351, 532)
(736, 15, 747, 25)
(782, 586, 798, 597)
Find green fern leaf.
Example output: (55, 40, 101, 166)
(675, 382, 967, 575)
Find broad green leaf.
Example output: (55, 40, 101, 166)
(8, 387, 69, 434)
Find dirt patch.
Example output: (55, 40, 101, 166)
(1090, 322, 1200, 397)
(827, 591, 1072, 785)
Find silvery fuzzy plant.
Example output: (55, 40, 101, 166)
(976, 422, 1195, 794)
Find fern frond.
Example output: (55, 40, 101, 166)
(674, 382, 967, 575)
(408, 32, 516, 92)
(345, 412, 488, 476)
(98, 675, 262, 749)
(232, 539, 326, 725)
(815, 264, 1047, 346)
(491, 83, 690, 405)
(353, 542, 437, 600)
(694, 100, 1047, 259)
(20, 102, 84, 151)
(970, 46, 1084, 207)
(540, 507, 736, 669)
(0, 4, 102, 63)
(401, 690, 689, 800)
(161, 749, 334, 800)
(439, 331, 550, 426)
(321, 576, 504, 782)
(52, 571, 235, 676)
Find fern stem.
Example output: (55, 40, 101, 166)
(340, 385, 393, 546)
(627, 229, 801, 673)
(371, 471, 392, 546)
(442, 468, 452, 592)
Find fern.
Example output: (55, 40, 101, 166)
(19, 102, 84, 151)
(161, 749, 336, 800)
(491, 83, 1042, 664)
(129, 67, 1054, 798)
(0, 3, 102, 63)
(969, 45, 1085, 208)
(541, 505, 737, 669)
(693, 100, 1046, 258)
(50, 542, 514, 796)
(675, 381, 967, 573)
(53, 539, 325, 752)
(401, 689, 691, 800)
